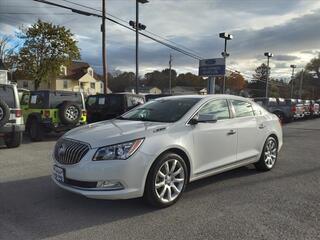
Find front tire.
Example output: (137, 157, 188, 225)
(144, 153, 188, 208)
(255, 136, 278, 171)
(4, 132, 22, 148)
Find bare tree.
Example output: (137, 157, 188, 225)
(0, 35, 18, 63)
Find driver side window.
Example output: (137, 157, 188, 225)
(198, 99, 230, 120)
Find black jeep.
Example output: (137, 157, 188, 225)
(86, 93, 145, 123)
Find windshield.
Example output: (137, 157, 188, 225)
(120, 98, 200, 123)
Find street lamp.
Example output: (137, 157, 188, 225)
(264, 52, 273, 98)
(290, 64, 296, 98)
(219, 32, 233, 94)
(134, 0, 148, 94)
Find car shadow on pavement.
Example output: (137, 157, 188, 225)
(2, 163, 320, 239)
(0, 175, 154, 239)
(0, 166, 261, 239)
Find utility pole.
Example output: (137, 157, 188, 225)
(219, 32, 233, 94)
(290, 64, 296, 98)
(129, 0, 147, 94)
(264, 52, 273, 98)
(169, 54, 172, 94)
(299, 70, 304, 99)
(222, 38, 227, 93)
(102, 0, 108, 94)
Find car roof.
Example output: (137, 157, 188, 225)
(152, 94, 251, 102)
(89, 93, 144, 97)
(30, 90, 81, 95)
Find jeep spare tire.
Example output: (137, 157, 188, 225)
(59, 101, 81, 125)
(0, 98, 10, 127)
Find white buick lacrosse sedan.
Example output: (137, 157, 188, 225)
(52, 95, 282, 207)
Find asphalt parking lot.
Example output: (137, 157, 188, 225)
(1, 119, 320, 240)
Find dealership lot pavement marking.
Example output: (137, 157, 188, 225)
(1, 119, 320, 240)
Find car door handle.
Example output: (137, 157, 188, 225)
(227, 129, 236, 135)
(259, 124, 265, 129)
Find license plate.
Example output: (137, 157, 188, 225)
(53, 165, 65, 183)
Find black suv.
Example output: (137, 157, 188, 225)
(21, 90, 86, 141)
(0, 83, 25, 148)
(86, 93, 145, 123)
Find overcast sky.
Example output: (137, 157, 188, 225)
(1, 0, 320, 81)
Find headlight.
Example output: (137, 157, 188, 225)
(93, 138, 144, 161)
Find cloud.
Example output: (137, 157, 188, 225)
(272, 55, 300, 61)
(1, 0, 320, 80)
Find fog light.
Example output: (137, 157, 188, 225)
(96, 180, 124, 190)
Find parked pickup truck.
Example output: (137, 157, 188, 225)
(285, 98, 305, 119)
(253, 97, 294, 123)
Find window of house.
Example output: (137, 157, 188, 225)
(90, 82, 95, 89)
(60, 66, 67, 76)
(88, 69, 93, 77)
(23, 81, 28, 88)
(198, 99, 230, 120)
(231, 100, 254, 118)
(63, 80, 68, 89)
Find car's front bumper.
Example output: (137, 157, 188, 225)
(52, 149, 153, 200)
(293, 113, 304, 119)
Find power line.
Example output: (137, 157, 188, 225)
(0, 13, 75, 15)
(58, 0, 204, 58)
(34, 0, 203, 60)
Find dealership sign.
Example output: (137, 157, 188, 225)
(199, 58, 225, 77)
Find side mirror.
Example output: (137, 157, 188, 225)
(189, 114, 218, 125)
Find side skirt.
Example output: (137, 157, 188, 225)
(190, 155, 259, 182)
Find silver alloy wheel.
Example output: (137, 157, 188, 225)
(0, 106, 3, 121)
(155, 159, 185, 203)
(264, 138, 277, 168)
(65, 106, 79, 121)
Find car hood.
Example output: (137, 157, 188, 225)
(63, 119, 170, 148)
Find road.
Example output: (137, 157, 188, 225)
(1, 119, 320, 240)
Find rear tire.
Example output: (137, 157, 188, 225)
(0, 98, 10, 128)
(4, 132, 22, 148)
(28, 118, 44, 142)
(59, 101, 81, 125)
(255, 136, 278, 171)
(143, 153, 188, 208)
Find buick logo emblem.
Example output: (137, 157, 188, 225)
(58, 144, 66, 158)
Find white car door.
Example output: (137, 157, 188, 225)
(229, 99, 260, 162)
(191, 99, 238, 175)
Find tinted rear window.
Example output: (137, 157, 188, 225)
(29, 92, 48, 108)
(107, 95, 123, 111)
(86, 95, 123, 112)
(0, 85, 15, 108)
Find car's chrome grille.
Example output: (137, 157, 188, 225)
(54, 138, 90, 165)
